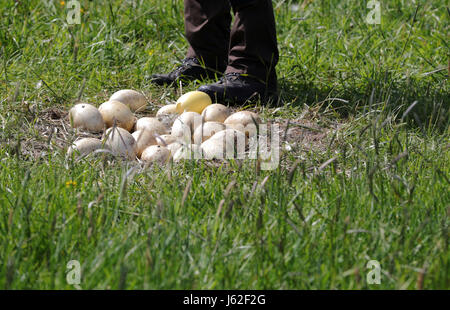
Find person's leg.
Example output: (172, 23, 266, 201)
(151, 0, 231, 86)
(198, 0, 279, 104)
(227, 0, 279, 85)
(185, 0, 231, 72)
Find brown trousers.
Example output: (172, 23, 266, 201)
(184, 0, 279, 83)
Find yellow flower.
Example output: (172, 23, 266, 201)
(148, 49, 155, 56)
(65, 180, 77, 188)
(60, 1, 65, 6)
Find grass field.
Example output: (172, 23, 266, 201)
(0, 0, 449, 289)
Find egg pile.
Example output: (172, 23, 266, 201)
(68, 89, 261, 164)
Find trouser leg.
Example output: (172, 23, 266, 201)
(227, 0, 279, 87)
(184, 0, 231, 73)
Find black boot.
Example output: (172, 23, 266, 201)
(198, 72, 278, 105)
(151, 58, 219, 86)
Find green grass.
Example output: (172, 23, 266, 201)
(0, 0, 449, 289)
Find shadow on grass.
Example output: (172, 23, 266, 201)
(276, 75, 449, 133)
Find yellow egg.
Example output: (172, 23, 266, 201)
(176, 91, 212, 114)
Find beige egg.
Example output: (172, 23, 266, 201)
(192, 122, 226, 144)
(67, 138, 104, 157)
(141, 145, 171, 164)
(98, 100, 135, 132)
(135, 117, 168, 135)
(105, 127, 137, 160)
(167, 142, 182, 155)
(156, 114, 178, 130)
(176, 91, 211, 114)
(132, 130, 157, 158)
(201, 129, 246, 160)
(110, 89, 147, 112)
(156, 104, 178, 116)
(69, 103, 104, 132)
(171, 111, 203, 143)
(224, 111, 261, 138)
(173, 144, 204, 161)
(201, 104, 231, 123)
(155, 134, 178, 146)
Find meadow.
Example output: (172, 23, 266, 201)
(0, 0, 448, 289)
